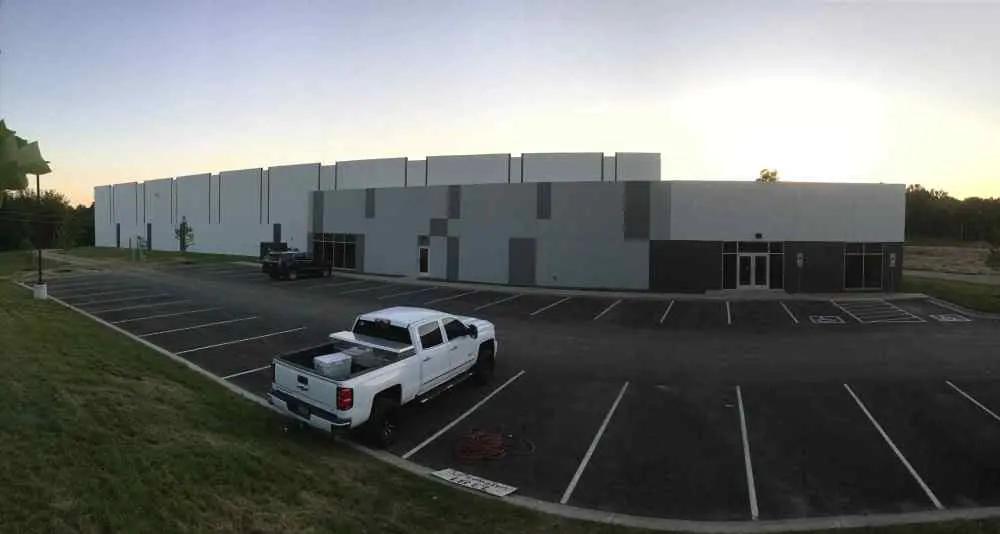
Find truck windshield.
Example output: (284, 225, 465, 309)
(352, 319, 412, 345)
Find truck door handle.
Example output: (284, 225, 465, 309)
(297, 383, 309, 391)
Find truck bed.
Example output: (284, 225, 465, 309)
(278, 342, 399, 380)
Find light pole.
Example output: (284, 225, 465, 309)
(36, 173, 42, 285)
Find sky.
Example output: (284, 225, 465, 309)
(1, 0, 998, 206)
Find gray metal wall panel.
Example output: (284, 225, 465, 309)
(623, 181, 651, 239)
(536, 182, 551, 219)
(649, 181, 671, 240)
(446, 237, 460, 281)
(365, 188, 375, 218)
(429, 236, 448, 279)
(429, 218, 448, 236)
(508, 238, 536, 285)
(311, 191, 323, 234)
(447, 185, 461, 219)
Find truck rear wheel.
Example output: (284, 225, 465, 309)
(363, 396, 398, 448)
(472, 344, 495, 385)
(287, 269, 298, 281)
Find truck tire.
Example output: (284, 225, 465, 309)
(363, 396, 398, 448)
(472, 344, 495, 385)
(287, 269, 298, 281)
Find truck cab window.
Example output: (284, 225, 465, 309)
(417, 322, 444, 349)
(442, 318, 466, 341)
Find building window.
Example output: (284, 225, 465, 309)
(845, 243, 882, 289)
(313, 233, 358, 270)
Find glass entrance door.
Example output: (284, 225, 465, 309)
(737, 254, 769, 289)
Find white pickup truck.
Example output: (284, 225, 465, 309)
(269, 306, 498, 447)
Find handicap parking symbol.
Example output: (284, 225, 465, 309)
(929, 313, 971, 323)
(810, 315, 846, 325)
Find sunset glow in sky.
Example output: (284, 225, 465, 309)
(1, 0, 998, 205)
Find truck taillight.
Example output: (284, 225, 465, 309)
(336, 387, 354, 410)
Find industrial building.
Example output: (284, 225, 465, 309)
(94, 152, 905, 293)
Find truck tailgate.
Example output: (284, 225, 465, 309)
(272, 360, 341, 412)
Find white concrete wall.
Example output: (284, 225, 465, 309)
(268, 163, 320, 251)
(174, 173, 211, 251)
(522, 152, 603, 183)
(214, 168, 269, 255)
(94, 185, 114, 246)
(426, 154, 508, 186)
(209, 174, 221, 225)
(616, 152, 660, 181)
(406, 159, 426, 186)
(669, 181, 906, 242)
(509, 156, 522, 183)
(113, 182, 142, 248)
(337, 157, 406, 190)
(144, 178, 174, 251)
(320, 165, 336, 191)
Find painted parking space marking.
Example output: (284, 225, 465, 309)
(59, 288, 146, 299)
(474, 293, 520, 311)
(659, 300, 674, 324)
(425, 290, 478, 305)
(92, 300, 192, 314)
(726, 301, 733, 326)
(946, 381, 1000, 424)
(339, 283, 392, 295)
(736, 386, 759, 520)
(110, 307, 222, 325)
(222, 364, 273, 381)
(844, 384, 944, 510)
(321, 279, 368, 289)
(560, 381, 629, 504)
(378, 286, 437, 300)
(779, 302, 799, 325)
(930, 314, 971, 323)
(77, 293, 171, 306)
(402, 370, 527, 460)
(810, 315, 846, 325)
(592, 299, 621, 321)
(832, 299, 925, 324)
(139, 316, 259, 337)
(174, 327, 306, 355)
(530, 296, 571, 317)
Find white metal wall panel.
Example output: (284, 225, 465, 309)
(175, 173, 211, 227)
(209, 174, 221, 225)
(113, 182, 142, 247)
(261, 169, 269, 224)
(522, 152, 603, 183)
(337, 158, 406, 190)
(219, 168, 261, 227)
(669, 181, 906, 242)
(144, 178, 174, 250)
(320, 165, 336, 191)
(93, 185, 114, 246)
(509, 156, 522, 183)
(426, 154, 508, 186)
(268, 163, 320, 250)
(616, 152, 661, 181)
(603, 156, 615, 182)
(406, 159, 426, 186)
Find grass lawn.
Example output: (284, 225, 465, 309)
(902, 277, 1000, 313)
(61, 246, 258, 264)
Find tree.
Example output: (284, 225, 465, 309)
(756, 169, 779, 183)
(0, 120, 51, 206)
(174, 216, 194, 252)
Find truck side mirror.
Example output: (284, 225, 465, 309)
(467, 324, 478, 339)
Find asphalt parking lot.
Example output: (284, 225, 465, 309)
(34, 262, 1000, 522)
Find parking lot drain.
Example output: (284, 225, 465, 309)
(454, 429, 535, 462)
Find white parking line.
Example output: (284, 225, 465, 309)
(175, 327, 306, 355)
(844, 384, 944, 510)
(736, 386, 759, 520)
(659, 300, 675, 324)
(726, 301, 733, 326)
(51, 280, 117, 292)
(830, 300, 864, 323)
(779, 302, 799, 324)
(93, 300, 191, 314)
(77, 293, 170, 306)
(59, 288, 144, 299)
(592, 299, 621, 321)
(560, 381, 629, 504)
(222, 364, 273, 380)
(110, 307, 222, 325)
(323, 280, 368, 289)
(339, 284, 389, 295)
(402, 370, 527, 460)
(474, 293, 520, 311)
(140, 316, 258, 337)
(425, 290, 478, 305)
(530, 296, 571, 317)
(946, 381, 1000, 424)
(378, 286, 437, 300)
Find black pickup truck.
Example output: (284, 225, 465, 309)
(261, 250, 332, 280)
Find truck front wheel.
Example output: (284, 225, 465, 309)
(472, 344, 495, 385)
(363, 397, 398, 448)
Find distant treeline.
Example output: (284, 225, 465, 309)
(905, 185, 1000, 244)
(0, 190, 93, 251)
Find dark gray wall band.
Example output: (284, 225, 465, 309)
(365, 188, 375, 218)
(623, 181, 650, 239)
(536, 182, 551, 219)
(311, 191, 324, 234)
(649, 240, 721, 292)
(447, 236, 460, 281)
(508, 238, 536, 285)
(429, 218, 448, 237)
(448, 185, 461, 219)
